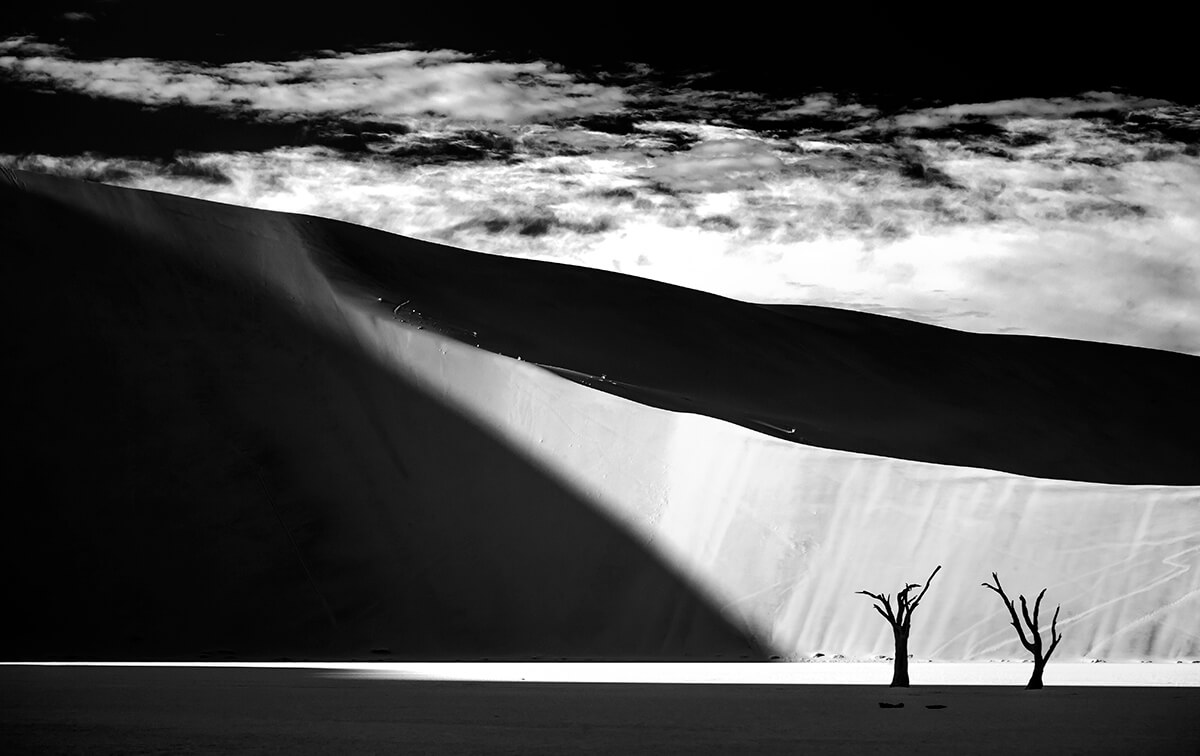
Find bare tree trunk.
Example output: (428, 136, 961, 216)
(857, 566, 940, 688)
(891, 629, 910, 687)
(981, 574, 1064, 690)
(1027, 658, 1046, 690)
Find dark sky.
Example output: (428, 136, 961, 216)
(2, 2, 1192, 101)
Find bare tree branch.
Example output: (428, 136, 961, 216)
(1047, 604, 1063, 659)
(982, 574, 1033, 650)
(856, 590, 896, 623)
(908, 565, 942, 614)
(1019, 594, 1039, 650)
(982, 573, 1067, 689)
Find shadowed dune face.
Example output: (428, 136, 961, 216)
(0, 169, 767, 661)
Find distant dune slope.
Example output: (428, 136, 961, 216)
(2, 169, 1197, 662)
(307, 194, 1199, 487)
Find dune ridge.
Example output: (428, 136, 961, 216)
(7, 167, 1200, 485)
(278, 184, 1200, 486)
(2, 168, 1197, 662)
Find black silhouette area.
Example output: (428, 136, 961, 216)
(0, 168, 767, 661)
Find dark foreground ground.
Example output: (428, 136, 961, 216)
(2, 667, 1198, 755)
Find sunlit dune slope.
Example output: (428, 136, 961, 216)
(0, 167, 766, 661)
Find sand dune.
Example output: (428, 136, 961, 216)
(382, 320, 1200, 661)
(0, 167, 762, 660)
(2, 167, 1197, 661)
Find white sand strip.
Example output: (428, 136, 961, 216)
(4, 661, 1198, 686)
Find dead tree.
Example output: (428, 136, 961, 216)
(856, 565, 941, 687)
(981, 573, 1063, 689)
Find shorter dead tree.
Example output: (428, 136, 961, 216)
(981, 573, 1063, 689)
(856, 565, 941, 687)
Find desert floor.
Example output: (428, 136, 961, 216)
(3, 665, 1197, 754)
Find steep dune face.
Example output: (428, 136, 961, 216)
(0, 168, 764, 660)
(3, 168, 1197, 661)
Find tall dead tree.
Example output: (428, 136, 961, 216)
(981, 573, 1063, 689)
(856, 565, 941, 687)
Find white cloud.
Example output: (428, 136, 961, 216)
(3, 41, 1198, 355)
(642, 137, 786, 192)
(762, 93, 879, 120)
(0, 39, 625, 123)
(890, 92, 1175, 131)
(0, 35, 61, 55)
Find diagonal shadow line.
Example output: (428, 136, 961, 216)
(0, 170, 770, 662)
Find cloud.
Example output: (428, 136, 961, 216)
(3, 39, 1198, 356)
(760, 94, 880, 121)
(362, 127, 518, 163)
(641, 135, 786, 192)
(0, 38, 625, 123)
(0, 36, 61, 56)
(889, 92, 1175, 132)
(445, 210, 613, 238)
